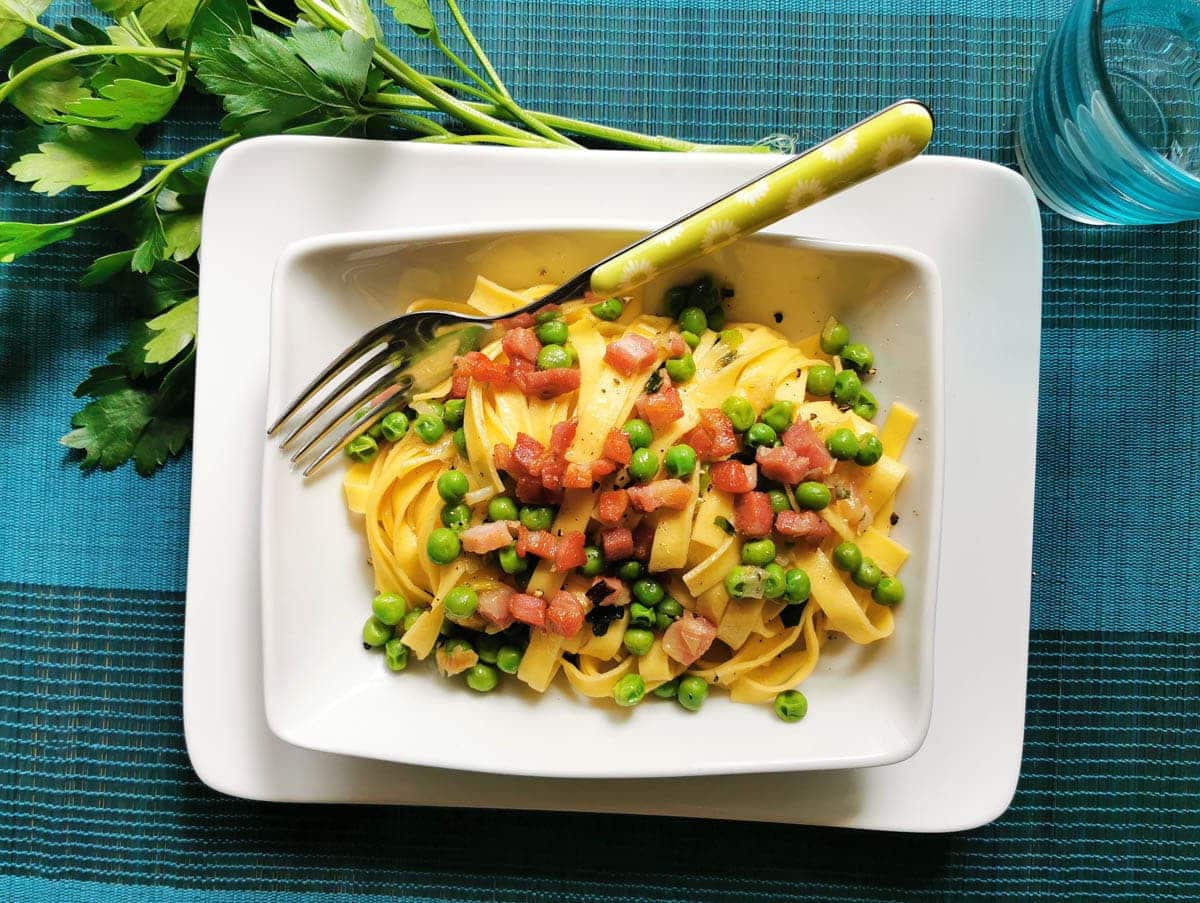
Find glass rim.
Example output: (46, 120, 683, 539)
(1087, 0, 1200, 184)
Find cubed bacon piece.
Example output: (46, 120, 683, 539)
(585, 576, 630, 607)
(450, 374, 469, 398)
(436, 641, 478, 676)
(710, 461, 758, 494)
(516, 523, 529, 557)
(501, 327, 541, 363)
(548, 419, 578, 456)
(460, 521, 515, 554)
(683, 409, 740, 462)
(511, 432, 545, 476)
(454, 351, 508, 387)
(782, 421, 835, 479)
(602, 428, 633, 465)
(595, 490, 629, 526)
(563, 462, 594, 489)
(635, 378, 684, 430)
(545, 591, 585, 637)
(626, 479, 694, 513)
(498, 311, 537, 329)
(509, 592, 546, 628)
(476, 586, 515, 629)
(601, 526, 634, 560)
(524, 530, 558, 560)
(604, 333, 657, 376)
(512, 366, 581, 399)
(514, 475, 560, 504)
(539, 456, 567, 492)
(755, 445, 809, 485)
(590, 458, 618, 478)
(664, 331, 687, 358)
(734, 491, 774, 538)
(775, 509, 834, 547)
(493, 443, 514, 474)
(632, 520, 656, 560)
(553, 531, 587, 572)
(662, 613, 717, 666)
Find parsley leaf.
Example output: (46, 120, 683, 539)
(61, 386, 154, 470)
(384, 0, 437, 38)
(132, 414, 190, 473)
(74, 362, 131, 398)
(8, 124, 144, 194)
(161, 211, 200, 260)
(6, 47, 91, 123)
(141, 296, 197, 365)
(130, 198, 167, 272)
(57, 56, 183, 130)
(80, 249, 135, 286)
(89, 0, 200, 39)
(0, 0, 50, 51)
(0, 220, 75, 262)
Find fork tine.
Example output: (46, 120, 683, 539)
(267, 320, 400, 437)
(289, 367, 410, 472)
(278, 344, 396, 450)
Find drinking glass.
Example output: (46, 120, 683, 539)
(1016, 0, 1200, 224)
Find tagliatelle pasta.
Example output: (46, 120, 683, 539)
(345, 273, 918, 718)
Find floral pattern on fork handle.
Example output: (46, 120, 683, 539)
(589, 100, 934, 296)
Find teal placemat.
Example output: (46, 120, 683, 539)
(2, 1, 1198, 899)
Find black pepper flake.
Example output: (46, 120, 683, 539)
(585, 581, 615, 605)
(773, 312, 783, 324)
(585, 604, 621, 636)
(780, 601, 807, 627)
(889, 513, 900, 526)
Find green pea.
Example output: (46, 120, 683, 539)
(832, 541, 862, 572)
(826, 428, 859, 461)
(443, 399, 465, 428)
(795, 481, 831, 510)
(345, 435, 378, 462)
(689, 276, 721, 313)
(379, 412, 410, 442)
(784, 569, 811, 604)
(840, 342, 874, 372)
(426, 527, 461, 564)
(367, 421, 385, 440)
(580, 545, 604, 577)
(761, 401, 794, 433)
(707, 308, 726, 331)
(806, 364, 836, 396)
(768, 490, 790, 513)
(655, 598, 683, 631)
(437, 470, 470, 502)
(676, 675, 709, 712)
(488, 496, 518, 521)
(384, 637, 409, 672)
(452, 427, 467, 456)
(721, 395, 755, 432)
(622, 419, 653, 450)
(617, 560, 643, 581)
(443, 585, 478, 618)
(664, 443, 697, 479)
(613, 673, 646, 707)
(852, 558, 883, 589)
(665, 354, 696, 383)
(678, 306, 708, 335)
(719, 328, 744, 348)
(424, 401, 445, 420)
(563, 343, 579, 365)
(724, 565, 761, 599)
(820, 318, 850, 355)
(632, 578, 665, 606)
(653, 678, 679, 699)
(535, 319, 569, 345)
(498, 544, 528, 575)
(401, 609, 422, 632)
(853, 388, 878, 421)
(628, 447, 659, 482)
(856, 434, 884, 466)
(681, 330, 701, 349)
(591, 297, 624, 321)
(362, 615, 392, 647)
(629, 601, 657, 629)
(741, 539, 777, 567)
(414, 413, 445, 444)
(371, 592, 408, 625)
(873, 576, 905, 606)
(774, 689, 808, 722)
(763, 563, 787, 599)
(440, 503, 470, 532)
(664, 286, 691, 317)
(746, 422, 777, 448)
(832, 370, 862, 406)
(623, 628, 655, 656)
(475, 633, 502, 664)
(465, 663, 499, 692)
(496, 645, 523, 674)
(534, 308, 560, 325)
(519, 506, 554, 531)
(537, 344, 572, 370)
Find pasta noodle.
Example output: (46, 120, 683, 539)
(344, 274, 919, 718)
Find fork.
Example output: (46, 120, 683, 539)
(269, 99, 933, 475)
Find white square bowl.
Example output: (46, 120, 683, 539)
(261, 222, 943, 779)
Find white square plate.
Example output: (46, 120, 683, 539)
(262, 225, 943, 778)
(187, 138, 1039, 830)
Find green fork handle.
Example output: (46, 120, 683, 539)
(589, 99, 934, 296)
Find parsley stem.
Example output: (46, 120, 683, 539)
(413, 134, 554, 149)
(442, 0, 511, 101)
(0, 45, 185, 106)
(28, 21, 80, 49)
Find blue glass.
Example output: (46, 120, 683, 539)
(1017, 0, 1200, 224)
